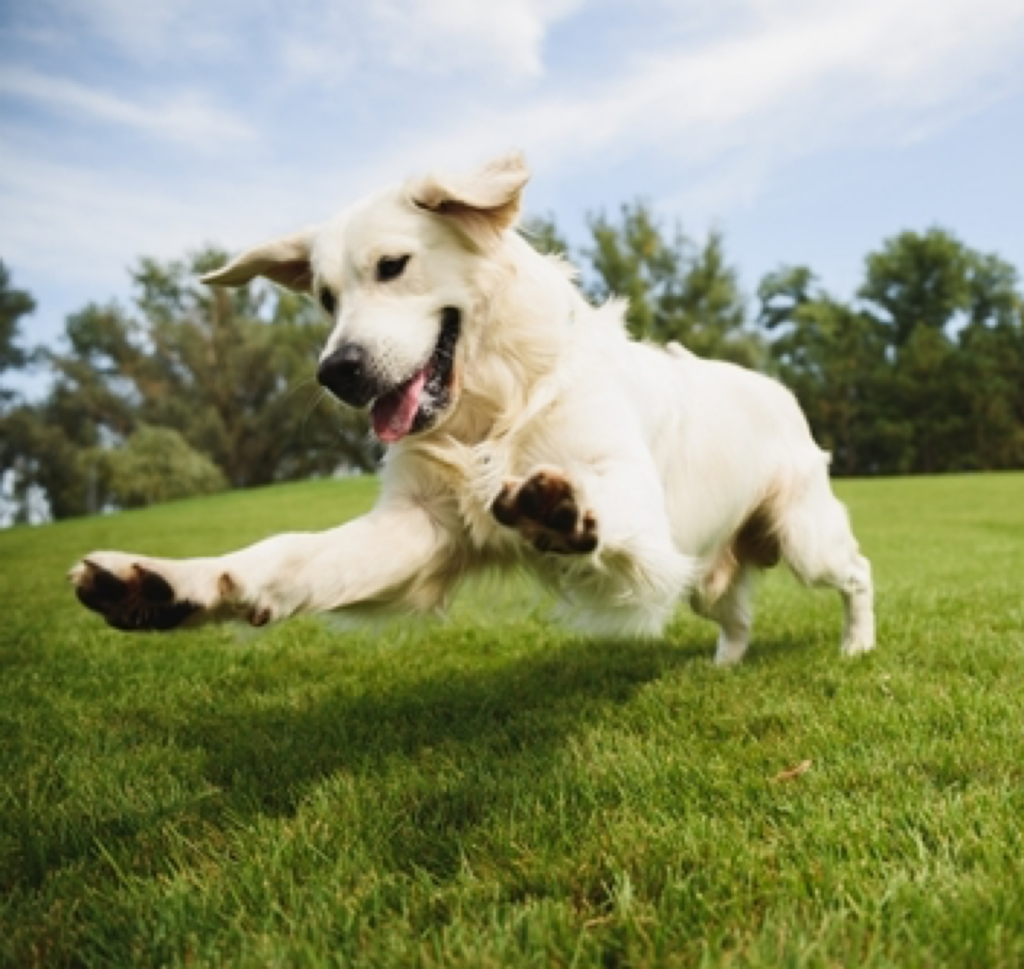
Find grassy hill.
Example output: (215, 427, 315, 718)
(2, 473, 1023, 966)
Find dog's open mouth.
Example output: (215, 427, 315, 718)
(370, 308, 461, 443)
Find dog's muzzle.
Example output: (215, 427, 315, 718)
(317, 308, 462, 442)
(317, 343, 376, 408)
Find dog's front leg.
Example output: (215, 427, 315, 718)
(490, 466, 599, 555)
(490, 462, 698, 637)
(69, 501, 446, 631)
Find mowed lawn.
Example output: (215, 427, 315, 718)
(1, 473, 1023, 967)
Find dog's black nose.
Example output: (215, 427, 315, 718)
(317, 344, 375, 407)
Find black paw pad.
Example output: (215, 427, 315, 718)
(490, 470, 599, 556)
(74, 562, 199, 632)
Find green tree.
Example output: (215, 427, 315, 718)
(0, 263, 46, 524)
(665, 230, 758, 365)
(860, 228, 974, 346)
(952, 295, 1024, 470)
(521, 213, 572, 258)
(760, 229, 1024, 475)
(44, 248, 375, 500)
(583, 202, 761, 365)
(859, 229, 1023, 473)
(0, 261, 35, 397)
(101, 424, 228, 509)
(1, 407, 93, 521)
(8, 247, 376, 520)
(758, 266, 897, 474)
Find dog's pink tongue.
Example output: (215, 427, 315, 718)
(371, 369, 427, 442)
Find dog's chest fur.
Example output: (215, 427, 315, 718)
(399, 435, 530, 552)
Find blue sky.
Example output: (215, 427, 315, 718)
(2, 0, 1024, 367)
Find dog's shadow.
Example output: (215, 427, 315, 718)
(185, 624, 829, 808)
(172, 634, 721, 873)
(190, 636, 700, 797)
(18, 631, 820, 890)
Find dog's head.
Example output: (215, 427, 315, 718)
(202, 153, 529, 443)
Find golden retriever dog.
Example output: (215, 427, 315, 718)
(69, 153, 875, 664)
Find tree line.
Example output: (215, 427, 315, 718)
(2, 206, 1022, 523)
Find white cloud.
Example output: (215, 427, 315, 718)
(33, 0, 234, 62)
(382, 0, 1024, 215)
(371, 0, 581, 77)
(0, 67, 255, 147)
(0, 145, 308, 287)
(618, 0, 1023, 151)
(2, 0, 1023, 350)
(278, 0, 583, 88)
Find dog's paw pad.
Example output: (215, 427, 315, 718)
(491, 485, 522, 528)
(135, 566, 176, 603)
(71, 559, 199, 631)
(564, 511, 598, 553)
(491, 469, 598, 555)
(80, 563, 131, 605)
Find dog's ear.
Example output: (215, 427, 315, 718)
(200, 228, 317, 292)
(407, 152, 530, 246)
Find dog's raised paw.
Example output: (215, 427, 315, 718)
(70, 557, 200, 631)
(491, 468, 598, 554)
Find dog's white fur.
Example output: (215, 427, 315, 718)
(69, 153, 874, 663)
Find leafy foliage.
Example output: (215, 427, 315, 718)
(0, 264, 47, 525)
(0, 261, 36, 396)
(760, 229, 1024, 474)
(100, 424, 228, 509)
(758, 266, 896, 474)
(582, 202, 763, 365)
(521, 212, 572, 259)
(526, 202, 762, 365)
(2, 218, 1023, 523)
(3, 249, 376, 519)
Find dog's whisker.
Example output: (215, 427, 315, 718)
(297, 385, 331, 441)
(283, 374, 319, 405)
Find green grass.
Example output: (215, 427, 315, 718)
(2, 473, 1023, 967)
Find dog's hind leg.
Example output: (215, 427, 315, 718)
(835, 552, 875, 655)
(692, 564, 755, 666)
(775, 471, 876, 656)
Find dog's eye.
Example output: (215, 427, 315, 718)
(376, 255, 410, 283)
(320, 288, 336, 315)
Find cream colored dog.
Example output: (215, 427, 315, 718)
(69, 153, 874, 664)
